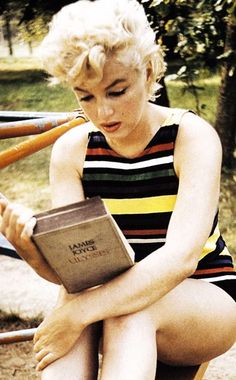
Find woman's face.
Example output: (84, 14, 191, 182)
(73, 51, 150, 142)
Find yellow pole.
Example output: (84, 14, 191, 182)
(0, 116, 86, 169)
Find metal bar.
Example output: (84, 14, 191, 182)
(0, 111, 77, 122)
(0, 116, 86, 169)
(0, 114, 77, 139)
(0, 328, 37, 344)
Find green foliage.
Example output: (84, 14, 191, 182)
(141, 0, 236, 66)
(18, 16, 48, 44)
(140, 0, 236, 113)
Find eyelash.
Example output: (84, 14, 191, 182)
(80, 88, 127, 102)
(109, 88, 127, 97)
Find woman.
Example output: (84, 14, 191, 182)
(0, 1, 235, 379)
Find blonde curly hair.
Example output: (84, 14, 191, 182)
(40, 0, 166, 100)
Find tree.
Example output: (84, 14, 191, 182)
(214, 3, 236, 169)
(3, 11, 13, 55)
(141, 0, 236, 169)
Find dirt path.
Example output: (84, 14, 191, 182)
(0, 256, 235, 379)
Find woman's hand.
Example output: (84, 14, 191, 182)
(0, 199, 61, 284)
(33, 301, 85, 371)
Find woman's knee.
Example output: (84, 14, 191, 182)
(103, 309, 156, 340)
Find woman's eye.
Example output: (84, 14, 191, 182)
(109, 88, 127, 97)
(80, 95, 93, 102)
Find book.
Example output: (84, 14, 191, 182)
(32, 196, 134, 293)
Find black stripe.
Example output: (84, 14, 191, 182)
(212, 280, 236, 301)
(113, 212, 172, 230)
(130, 243, 165, 262)
(83, 182, 178, 198)
(197, 255, 234, 270)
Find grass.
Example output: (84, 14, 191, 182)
(166, 75, 220, 126)
(0, 70, 77, 112)
(0, 57, 235, 257)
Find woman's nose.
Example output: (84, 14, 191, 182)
(97, 101, 114, 120)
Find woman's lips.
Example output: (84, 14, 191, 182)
(101, 122, 121, 132)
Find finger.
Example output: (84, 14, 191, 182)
(33, 325, 44, 347)
(0, 193, 9, 216)
(21, 216, 37, 238)
(35, 348, 49, 362)
(15, 211, 35, 237)
(0, 199, 8, 216)
(34, 338, 44, 353)
(0, 202, 11, 233)
(36, 352, 58, 371)
(1, 203, 35, 248)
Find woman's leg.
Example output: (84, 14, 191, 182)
(41, 323, 100, 380)
(40, 287, 101, 380)
(101, 311, 157, 380)
(100, 279, 236, 380)
(153, 279, 236, 366)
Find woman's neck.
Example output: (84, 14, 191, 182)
(106, 103, 170, 158)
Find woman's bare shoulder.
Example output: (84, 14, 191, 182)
(50, 121, 94, 175)
(52, 121, 94, 151)
(179, 111, 220, 140)
(174, 111, 222, 176)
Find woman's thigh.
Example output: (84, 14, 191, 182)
(148, 278, 236, 366)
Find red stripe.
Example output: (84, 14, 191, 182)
(86, 147, 120, 157)
(123, 229, 167, 236)
(144, 142, 174, 154)
(193, 267, 234, 275)
(86, 142, 174, 158)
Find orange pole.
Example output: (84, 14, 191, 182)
(0, 114, 76, 138)
(0, 116, 86, 169)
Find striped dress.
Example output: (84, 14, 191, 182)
(82, 111, 236, 288)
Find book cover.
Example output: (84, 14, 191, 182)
(32, 197, 134, 293)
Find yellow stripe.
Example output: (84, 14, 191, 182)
(199, 225, 220, 260)
(103, 195, 177, 215)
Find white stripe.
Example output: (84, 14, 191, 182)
(127, 238, 166, 244)
(201, 275, 236, 282)
(84, 156, 173, 170)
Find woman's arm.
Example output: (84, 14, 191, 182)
(0, 198, 61, 284)
(34, 113, 223, 370)
(0, 123, 91, 283)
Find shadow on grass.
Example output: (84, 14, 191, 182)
(0, 69, 48, 84)
(0, 310, 43, 330)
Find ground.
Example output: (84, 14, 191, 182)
(0, 317, 40, 380)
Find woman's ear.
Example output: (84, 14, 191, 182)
(146, 62, 152, 82)
(145, 62, 152, 98)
